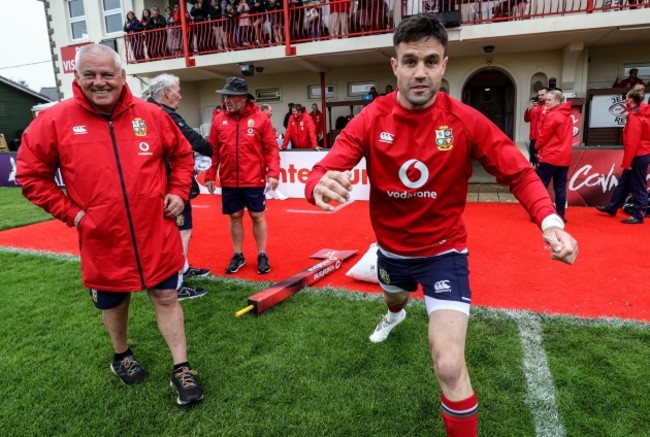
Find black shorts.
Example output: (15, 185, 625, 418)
(221, 187, 266, 215)
(177, 199, 193, 231)
(376, 251, 471, 315)
(89, 272, 181, 310)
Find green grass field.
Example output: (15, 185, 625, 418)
(1, 187, 649, 436)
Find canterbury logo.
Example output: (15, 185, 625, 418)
(434, 280, 451, 293)
(379, 132, 394, 143)
(72, 125, 88, 134)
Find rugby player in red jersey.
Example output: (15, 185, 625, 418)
(306, 14, 578, 437)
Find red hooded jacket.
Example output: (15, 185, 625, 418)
(622, 103, 650, 169)
(206, 100, 280, 187)
(16, 82, 195, 291)
(535, 102, 573, 166)
(282, 112, 318, 150)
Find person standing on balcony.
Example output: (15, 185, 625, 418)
(209, 0, 226, 50)
(124, 11, 145, 61)
(148, 6, 168, 58)
(330, 0, 351, 37)
(16, 43, 204, 406)
(535, 89, 573, 223)
(190, 0, 210, 52)
(305, 14, 578, 436)
(613, 68, 646, 88)
(140, 8, 154, 58)
(166, 4, 183, 56)
(267, 0, 284, 45)
(205, 77, 280, 275)
(523, 87, 547, 166)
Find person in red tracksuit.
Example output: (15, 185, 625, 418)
(205, 77, 280, 274)
(282, 104, 319, 150)
(535, 89, 573, 222)
(309, 103, 326, 148)
(596, 84, 650, 224)
(305, 14, 578, 437)
(16, 44, 203, 406)
(523, 87, 547, 166)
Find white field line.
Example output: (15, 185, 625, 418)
(286, 200, 355, 214)
(512, 312, 565, 437)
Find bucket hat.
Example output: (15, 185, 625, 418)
(216, 77, 255, 100)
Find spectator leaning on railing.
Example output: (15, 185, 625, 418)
(613, 68, 646, 88)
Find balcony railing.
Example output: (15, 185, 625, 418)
(121, 0, 648, 64)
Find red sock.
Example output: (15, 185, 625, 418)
(387, 299, 408, 313)
(440, 392, 478, 437)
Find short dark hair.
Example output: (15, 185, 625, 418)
(393, 14, 448, 56)
(294, 104, 304, 113)
(630, 68, 639, 74)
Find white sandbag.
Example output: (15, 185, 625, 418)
(345, 243, 379, 284)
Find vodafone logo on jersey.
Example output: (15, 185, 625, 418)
(398, 159, 428, 188)
(387, 159, 437, 200)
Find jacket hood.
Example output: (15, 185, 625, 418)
(550, 101, 572, 116)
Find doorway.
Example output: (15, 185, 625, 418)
(461, 68, 515, 139)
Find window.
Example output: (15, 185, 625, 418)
(103, 0, 123, 34)
(622, 63, 650, 83)
(308, 84, 335, 100)
(255, 87, 282, 102)
(347, 81, 377, 97)
(68, 0, 87, 40)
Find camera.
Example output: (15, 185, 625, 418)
(530, 96, 538, 103)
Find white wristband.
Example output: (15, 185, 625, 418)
(541, 214, 565, 232)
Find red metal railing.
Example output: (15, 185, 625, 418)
(121, 0, 649, 64)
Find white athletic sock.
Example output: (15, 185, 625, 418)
(386, 309, 403, 322)
(183, 260, 189, 275)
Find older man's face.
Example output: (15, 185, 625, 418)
(74, 50, 126, 115)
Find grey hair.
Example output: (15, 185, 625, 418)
(147, 74, 180, 100)
(75, 43, 123, 74)
(260, 103, 272, 111)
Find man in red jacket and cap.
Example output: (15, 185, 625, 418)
(16, 44, 203, 406)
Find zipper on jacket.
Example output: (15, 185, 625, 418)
(235, 114, 240, 189)
(108, 120, 147, 290)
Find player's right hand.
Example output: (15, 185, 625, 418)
(313, 170, 353, 212)
(205, 180, 216, 194)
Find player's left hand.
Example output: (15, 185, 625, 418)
(163, 193, 185, 219)
(543, 227, 578, 265)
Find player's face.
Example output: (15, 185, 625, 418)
(74, 51, 126, 115)
(545, 95, 559, 109)
(223, 94, 247, 113)
(391, 37, 448, 110)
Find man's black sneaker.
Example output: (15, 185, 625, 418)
(225, 253, 245, 274)
(184, 266, 210, 278)
(110, 353, 149, 385)
(170, 367, 204, 406)
(177, 283, 208, 301)
(257, 252, 270, 274)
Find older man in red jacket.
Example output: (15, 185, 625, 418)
(205, 77, 280, 274)
(535, 89, 573, 222)
(16, 44, 203, 406)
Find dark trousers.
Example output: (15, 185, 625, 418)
(528, 139, 538, 166)
(536, 162, 569, 219)
(607, 169, 631, 210)
(610, 154, 650, 219)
